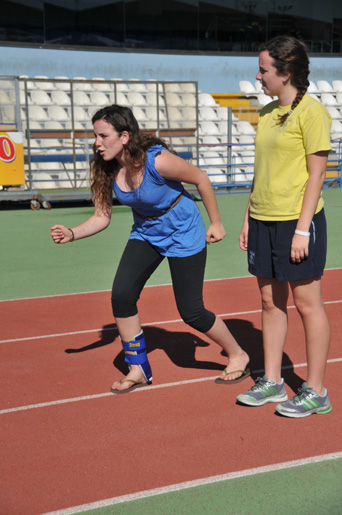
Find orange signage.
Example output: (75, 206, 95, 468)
(0, 132, 25, 186)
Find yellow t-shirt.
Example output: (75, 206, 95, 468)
(250, 95, 331, 221)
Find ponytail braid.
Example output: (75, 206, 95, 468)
(278, 87, 307, 125)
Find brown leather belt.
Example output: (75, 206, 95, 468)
(133, 189, 184, 221)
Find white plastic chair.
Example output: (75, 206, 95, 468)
(34, 76, 54, 91)
(165, 92, 182, 106)
(236, 120, 255, 135)
(73, 91, 90, 106)
(317, 80, 334, 93)
(30, 90, 52, 105)
(132, 106, 147, 122)
(331, 119, 342, 136)
(237, 135, 255, 152)
(258, 94, 273, 106)
(44, 120, 64, 130)
(332, 80, 342, 93)
(326, 106, 342, 119)
(91, 78, 113, 92)
(91, 91, 110, 106)
(307, 81, 319, 93)
(116, 92, 129, 106)
(199, 121, 219, 136)
(182, 107, 196, 123)
(128, 80, 147, 92)
(182, 93, 196, 107)
(48, 105, 69, 121)
(308, 93, 321, 102)
(198, 93, 217, 107)
(73, 77, 93, 91)
(336, 93, 342, 105)
(321, 93, 338, 106)
(28, 105, 48, 121)
(51, 90, 71, 106)
(73, 106, 89, 121)
(127, 92, 147, 106)
(239, 81, 257, 95)
(54, 77, 71, 91)
(199, 106, 219, 121)
(254, 81, 263, 93)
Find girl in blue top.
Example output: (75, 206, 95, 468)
(51, 104, 250, 393)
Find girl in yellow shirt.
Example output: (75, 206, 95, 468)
(237, 36, 332, 418)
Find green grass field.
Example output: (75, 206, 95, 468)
(1, 189, 341, 301)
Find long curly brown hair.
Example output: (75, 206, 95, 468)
(90, 105, 171, 209)
(259, 36, 310, 125)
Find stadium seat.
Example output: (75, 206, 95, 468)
(90, 91, 111, 106)
(115, 91, 130, 106)
(199, 106, 219, 121)
(321, 93, 338, 106)
(165, 92, 183, 106)
(317, 80, 334, 93)
(254, 81, 263, 93)
(30, 90, 53, 105)
(28, 105, 49, 121)
(257, 94, 273, 106)
(198, 93, 217, 107)
(54, 77, 71, 91)
(127, 91, 147, 106)
(73, 77, 93, 91)
(73, 91, 91, 105)
(332, 80, 342, 93)
(52, 90, 71, 105)
(47, 105, 70, 121)
(199, 120, 220, 135)
(307, 81, 319, 93)
(91, 78, 113, 92)
(326, 106, 342, 119)
(239, 80, 257, 95)
(236, 120, 255, 135)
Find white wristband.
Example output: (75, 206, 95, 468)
(295, 229, 310, 237)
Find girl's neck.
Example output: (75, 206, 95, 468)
(278, 84, 299, 107)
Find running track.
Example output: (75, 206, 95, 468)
(1, 270, 341, 514)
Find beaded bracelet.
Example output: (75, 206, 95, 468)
(295, 229, 310, 237)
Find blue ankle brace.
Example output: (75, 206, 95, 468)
(121, 331, 152, 383)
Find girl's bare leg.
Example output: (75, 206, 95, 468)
(290, 277, 330, 395)
(258, 277, 289, 384)
(209, 317, 250, 381)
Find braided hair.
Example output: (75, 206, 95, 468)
(259, 36, 310, 125)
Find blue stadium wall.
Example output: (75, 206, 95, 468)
(1, 46, 341, 93)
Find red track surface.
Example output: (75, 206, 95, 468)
(1, 271, 341, 514)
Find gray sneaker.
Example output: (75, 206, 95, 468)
(236, 375, 288, 406)
(275, 383, 332, 418)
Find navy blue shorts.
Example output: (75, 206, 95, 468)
(247, 209, 327, 282)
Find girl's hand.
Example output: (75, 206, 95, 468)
(206, 222, 226, 244)
(291, 233, 309, 262)
(238, 220, 249, 251)
(50, 225, 74, 244)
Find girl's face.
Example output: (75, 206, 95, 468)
(93, 119, 128, 161)
(256, 50, 289, 98)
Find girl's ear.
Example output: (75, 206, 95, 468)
(121, 131, 130, 144)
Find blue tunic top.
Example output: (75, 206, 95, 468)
(113, 145, 207, 257)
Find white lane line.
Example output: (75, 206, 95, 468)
(42, 452, 342, 515)
(1, 358, 341, 416)
(0, 275, 254, 303)
(1, 300, 341, 345)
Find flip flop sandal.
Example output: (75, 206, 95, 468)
(215, 366, 251, 384)
(110, 378, 150, 395)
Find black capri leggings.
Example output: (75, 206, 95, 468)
(111, 239, 216, 333)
